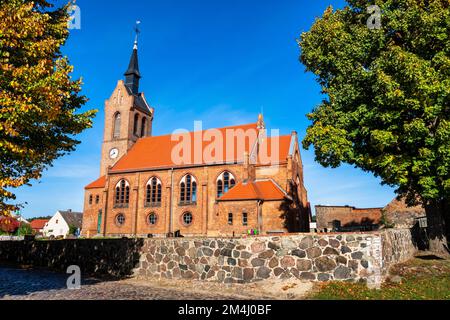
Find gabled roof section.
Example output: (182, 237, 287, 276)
(256, 135, 291, 166)
(30, 219, 48, 230)
(110, 123, 259, 172)
(218, 179, 288, 201)
(59, 211, 83, 229)
(85, 176, 106, 190)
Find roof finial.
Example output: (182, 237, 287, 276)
(133, 20, 141, 50)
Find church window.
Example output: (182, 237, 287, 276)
(95, 195, 100, 204)
(89, 195, 93, 205)
(113, 113, 121, 139)
(114, 179, 130, 208)
(148, 213, 158, 225)
(182, 212, 193, 226)
(141, 117, 147, 137)
(115, 213, 125, 226)
(242, 212, 248, 226)
(145, 177, 162, 207)
(133, 113, 140, 136)
(228, 213, 233, 225)
(180, 174, 197, 205)
(216, 171, 236, 198)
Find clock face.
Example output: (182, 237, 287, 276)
(109, 148, 119, 159)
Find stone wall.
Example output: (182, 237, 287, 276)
(0, 230, 417, 283)
(134, 229, 417, 283)
(381, 228, 417, 269)
(0, 238, 145, 279)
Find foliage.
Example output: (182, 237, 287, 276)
(28, 216, 52, 222)
(309, 257, 450, 300)
(0, 0, 96, 216)
(0, 216, 20, 233)
(299, 0, 450, 209)
(16, 222, 33, 235)
(68, 224, 78, 235)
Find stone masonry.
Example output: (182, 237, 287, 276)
(134, 229, 416, 283)
(0, 230, 416, 284)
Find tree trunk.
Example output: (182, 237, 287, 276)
(425, 199, 450, 257)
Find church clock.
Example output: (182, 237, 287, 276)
(109, 148, 119, 159)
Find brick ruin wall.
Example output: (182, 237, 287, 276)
(316, 206, 383, 230)
(0, 229, 416, 283)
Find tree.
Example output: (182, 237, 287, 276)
(0, 0, 96, 216)
(299, 0, 449, 254)
(0, 216, 20, 234)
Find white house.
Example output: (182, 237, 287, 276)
(43, 210, 83, 238)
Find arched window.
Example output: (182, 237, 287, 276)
(180, 174, 197, 205)
(141, 117, 147, 137)
(145, 177, 162, 207)
(217, 171, 236, 198)
(113, 113, 121, 139)
(95, 195, 100, 204)
(114, 179, 130, 208)
(133, 113, 139, 136)
(89, 195, 93, 205)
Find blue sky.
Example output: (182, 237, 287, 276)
(14, 0, 396, 218)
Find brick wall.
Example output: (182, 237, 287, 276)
(316, 206, 383, 230)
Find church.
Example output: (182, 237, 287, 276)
(81, 38, 311, 238)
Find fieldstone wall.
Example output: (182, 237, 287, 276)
(134, 229, 417, 283)
(0, 238, 145, 278)
(381, 228, 417, 269)
(0, 229, 417, 283)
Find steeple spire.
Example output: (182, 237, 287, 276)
(124, 21, 141, 94)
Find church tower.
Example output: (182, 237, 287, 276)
(100, 34, 154, 176)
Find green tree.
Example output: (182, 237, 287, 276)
(299, 0, 449, 254)
(0, 0, 96, 216)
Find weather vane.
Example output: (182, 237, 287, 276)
(134, 20, 141, 44)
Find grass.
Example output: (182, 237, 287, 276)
(309, 255, 450, 300)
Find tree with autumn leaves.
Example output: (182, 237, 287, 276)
(0, 0, 96, 216)
(299, 0, 449, 254)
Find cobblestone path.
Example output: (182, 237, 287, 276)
(0, 267, 238, 300)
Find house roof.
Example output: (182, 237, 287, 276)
(59, 211, 83, 229)
(85, 175, 106, 190)
(110, 123, 260, 172)
(218, 179, 288, 201)
(30, 219, 49, 230)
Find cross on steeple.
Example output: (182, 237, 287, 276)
(124, 21, 141, 94)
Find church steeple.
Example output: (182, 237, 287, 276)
(124, 22, 141, 94)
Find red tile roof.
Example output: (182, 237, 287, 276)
(110, 123, 254, 172)
(256, 135, 292, 166)
(85, 176, 106, 190)
(109, 123, 293, 173)
(218, 179, 287, 201)
(30, 219, 49, 230)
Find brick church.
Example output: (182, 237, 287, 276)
(81, 39, 311, 238)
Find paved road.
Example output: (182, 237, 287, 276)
(0, 267, 235, 300)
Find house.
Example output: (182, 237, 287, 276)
(81, 36, 311, 238)
(14, 216, 30, 224)
(30, 219, 49, 234)
(43, 210, 83, 238)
